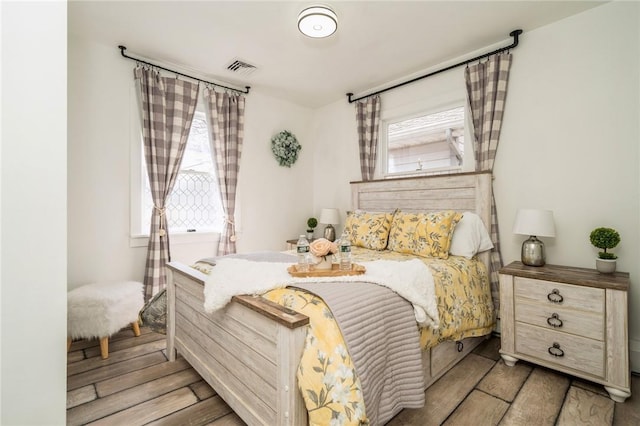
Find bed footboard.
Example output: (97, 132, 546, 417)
(166, 262, 491, 424)
(166, 262, 309, 426)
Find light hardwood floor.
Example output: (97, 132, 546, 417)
(67, 327, 640, 425)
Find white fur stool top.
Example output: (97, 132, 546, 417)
(68, 281, 144, 358)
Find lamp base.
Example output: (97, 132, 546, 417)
(521, 236, 546, 266)
(323, 224, 336, 242)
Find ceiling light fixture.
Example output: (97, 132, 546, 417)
(297, 5, 337, 38)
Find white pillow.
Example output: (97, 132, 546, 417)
(449, 212, 494, 259)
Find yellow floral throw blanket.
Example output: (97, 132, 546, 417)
(192, 248, 494, 426)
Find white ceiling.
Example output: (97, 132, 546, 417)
(68, 1, 605, 108)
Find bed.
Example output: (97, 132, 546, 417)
(166, 171, 494, 425)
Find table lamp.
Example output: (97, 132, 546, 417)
(319, 208, 340, 242)
(513, 209, 556, 267)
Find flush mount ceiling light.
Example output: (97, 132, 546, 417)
(297, 5, 338, 38)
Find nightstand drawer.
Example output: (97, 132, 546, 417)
(514, 277, 604, 314)
(515, 323, 604, 378)
(515, 299, 604, 341)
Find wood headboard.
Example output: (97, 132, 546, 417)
(350, 171, 493, 270)
(351, 171, 492, 224)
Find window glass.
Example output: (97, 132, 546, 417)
(385, 106, 465, 176)
(141, 111, 223, 233)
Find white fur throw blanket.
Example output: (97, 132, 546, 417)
(203, 258, 439, 328)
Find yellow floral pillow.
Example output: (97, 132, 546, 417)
(387, 210, 462, 259)
(344, 210, 394, 250)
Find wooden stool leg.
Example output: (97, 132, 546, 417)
(67, 337, 72, 352)
(99, 337, 109, 359)
(131, 321, 141, 337)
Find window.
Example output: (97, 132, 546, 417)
(141, 111, 223, 234)
(132, 108, 224, 239)
(382, 105, 470, 177)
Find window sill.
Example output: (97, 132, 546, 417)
(129, 231, 220, 248)
(383, 166, 462, 179)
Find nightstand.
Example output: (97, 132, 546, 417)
(499, 261, 631, 402)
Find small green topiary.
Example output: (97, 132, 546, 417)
(307, 217, 318, 232)
(589, 227, 620, 260)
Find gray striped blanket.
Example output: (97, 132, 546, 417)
(293, 281, 425, 426)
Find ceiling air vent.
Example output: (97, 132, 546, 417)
(225, 58, 257, 77)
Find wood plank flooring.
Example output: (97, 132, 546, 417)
(67, 327, 640, 425)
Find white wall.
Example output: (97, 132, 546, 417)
(236, 88, 314, 252)
(1, 1, 67, 424)
(496, 2, 639, 270)
(310, 100, 360, 233)
(312, 2, 640, 368)
(495, 1, 640, 369)
(68, 37, 146, 287)
(67, 37, 315, 288)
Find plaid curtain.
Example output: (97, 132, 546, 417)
(203, 87, 245, 255)
(134, 67, 199, 302)
(355, 95, 381, 181)
(465, 53, 512, 310)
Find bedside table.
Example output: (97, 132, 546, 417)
(499, 261, 631, 402)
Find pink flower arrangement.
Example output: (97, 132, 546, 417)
(309, 238, 338, 259)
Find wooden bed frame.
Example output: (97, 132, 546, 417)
(166, 171, 493, 425)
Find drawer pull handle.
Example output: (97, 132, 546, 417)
(456, 341, 464, 352)
(547, 313, 563, 328)
(548, 342, 565, 357)
(547, 289, 564, 304)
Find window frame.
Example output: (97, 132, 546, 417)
(378, 97, 475, 179)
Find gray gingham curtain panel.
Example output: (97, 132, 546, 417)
(203, 87, 245, 256)
(134, 66, 199, 302)
(355, 95, 381, 181)
(464, 52, 512, 310)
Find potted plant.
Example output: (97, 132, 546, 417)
(589, 227, 620, 273)
(306, 217, 318, 240)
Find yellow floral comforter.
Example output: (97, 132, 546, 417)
(193, 248, 494, 426)
(349, 248, 495, 349)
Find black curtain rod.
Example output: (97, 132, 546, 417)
(346, 29, 522, 103)
(118, 45, 251, 95)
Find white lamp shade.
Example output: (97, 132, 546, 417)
(319, 208, 340, 224)
(297, 6, 338, 38)
(513, 209, 556, 238)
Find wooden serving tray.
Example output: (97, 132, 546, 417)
(287, 263, 366, 278)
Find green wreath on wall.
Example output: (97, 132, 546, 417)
(271, 130, 301, 167)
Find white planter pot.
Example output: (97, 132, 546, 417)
(311, 255, 333, 270)
(595, 258, 617, 274)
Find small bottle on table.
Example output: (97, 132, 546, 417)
(339, 233, 352, 271)
(296, 235, 310, 272)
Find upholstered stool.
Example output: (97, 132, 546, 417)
(67, 281, 144, 359)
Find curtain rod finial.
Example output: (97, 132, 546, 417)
(508, 29, 523, 48)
